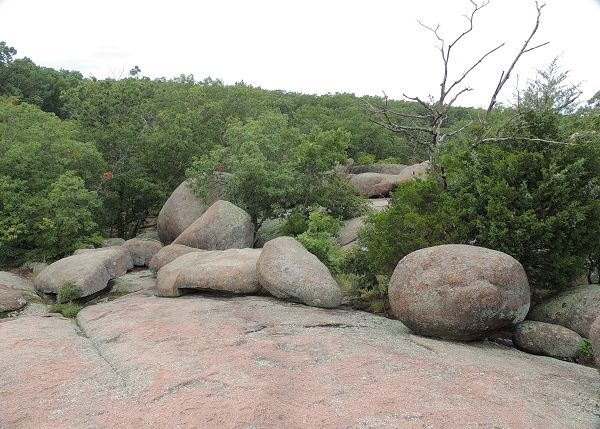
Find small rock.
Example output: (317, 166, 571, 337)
(156, 249, 261, 297)
(257, 237, 342, 308)
(0, 285, 27, 312)
(148, 244, 204, 273)
(528, 283, 600, 337)
(173, 200, 254, 250)
(123, 238, 163, 267)
(389, 244, 531, 341)
(100, 238, 125, 248)
(513, 321, 582, 360)
(336, 217, 364, 246)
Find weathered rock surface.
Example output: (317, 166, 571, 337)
(255, 218, 285, 248)
(528, 283, 600, 338)
(157, 175, 229, 245)
(0, 271, 34, 292)
(33, 247, 133, 301)
(336, 216, 364, 246)
(0, 285, 27, 312)
(351, 163, 407, 175)
(257, 237, 342, 308)
(110, 269, 156, 294)
(123, 238, 163, 267)
(591, 316, 600, 370)
(173, 200, 254, 250)
(1, 293, 598, 428)
(389, 244, 531, 340)
(349, 161, 429, 197)
(148, 243, 204, 272)
(156, 249, 261, 297)
(513, 321, 583, 360)
(369, 197, 389, 212)
(101, 237, 125, 247)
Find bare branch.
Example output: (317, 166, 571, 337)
(447, 87, 473, 107)
(474, 136, 575, 148)
(447, 121, 474, 138)
(403, 94, 434, 112)
(486, 1, 548, 116)
(445, 42, 505, 97)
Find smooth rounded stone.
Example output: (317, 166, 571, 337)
(349, 161, 430, 197)
(173, 200, 254, 250)
(157, 175, 229, 245)
(369, 198, 389, 212)
(590, 317, 600, 370)
(156, 248, 261, 297)
(110, 270, 156, 294)
(0, 285, 27, 312)
(336, 217, 364, 246)
(255, 218, 286, 248)
(528, 283, 600, 338)
(100, 238, 125, 248)
(513, 321, 583, 360)
(351, 163, 407, 175)
(123, 238, 163, 267)
(148, 244, 204, 273)
(389, 244, 531, 341)
(257, 236, 342, 308)
(0, 271, 35, 292)
(34, 247, 134, 301)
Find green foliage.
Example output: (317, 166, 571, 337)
(280, 210, 309, 236)
(578, 338, 594, 359)
(296, 210, 343, 272)
(0, 98, 103, 267)
(48, 302, 83, 318)
(57, 282, 83, 304)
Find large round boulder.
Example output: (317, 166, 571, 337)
(157, 175, 229, 245)
(0, 271, 35, 293)
(123, 238, 163, 267)
(255, 218, 286, 248)
(351, 163, 407, 175)
(148, 244, 204, 273)
(173, 200, 254, 250)
(0, 285, 27, 312)
(156, 249, 261, 297)
(257, 237, 342, 308)
(513, 321, 582, 360)
(349, 173, 399, 197)
(34, 247, 134, 301)
(528, 283, 600, 338)
(336, 217, 364, 247)
(389, 244, 530, 341)
(590, 316, 600, 370)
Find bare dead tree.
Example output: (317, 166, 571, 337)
(365, 1, 552, 179)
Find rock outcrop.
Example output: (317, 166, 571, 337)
(0, 285, 27, 312)
(591, 316, 600, 370)
(351, 163, 407, 175)
(148, 244, 204, 272)
(157, 175, 229, 245)
(156, 249, 261, 297)
(123, 238, 163, 267)
(101, 238, 125, 247)
(257, 237, 342, 308)
(254, 218, 285, 248)
(336, 217, 364, 247)
(1, 292, 598, 428)
(173, 200, 254, 250)
(389, 244, 531, 340)
(528, 283, 600, 337)
(33, 247, 133, 300)
(0, 271, 34, 292)
(513, 321, 583, 360)
(349, 161, 429, 197)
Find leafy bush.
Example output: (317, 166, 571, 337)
(578, 338, 594, 359)
(295, 210, 343, 272)
(57, 282, 83, 304)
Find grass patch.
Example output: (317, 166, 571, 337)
(48, 302, 83, 318)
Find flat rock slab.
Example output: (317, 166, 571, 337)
(1, 293, 599, 429)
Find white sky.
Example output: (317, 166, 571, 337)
(1, 0, 599, 107)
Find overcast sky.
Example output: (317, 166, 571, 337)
(1, 0, 599, 107)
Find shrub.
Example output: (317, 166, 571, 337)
(57, 282, 82, 303)
(48, 303, 83, 318)
(295, 209, 343, 272)
(578, 338, 594, 359)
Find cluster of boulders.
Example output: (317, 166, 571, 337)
(2, 164, 599, 374)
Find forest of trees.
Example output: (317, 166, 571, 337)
(1, 36, 600, 305)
